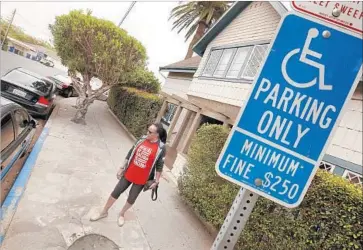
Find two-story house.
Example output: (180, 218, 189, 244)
(159, 1, 362, 187)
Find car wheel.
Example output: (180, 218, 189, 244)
(66, 88, 73, 98)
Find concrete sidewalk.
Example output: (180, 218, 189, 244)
(1, 98, 213, 250)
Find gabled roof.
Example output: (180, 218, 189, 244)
(159, 56, 201, 73)
(193, 1, 288, 56)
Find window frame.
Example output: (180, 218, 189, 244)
(212, 48, 236, 78)
(342, 169, 363, 188)
(162, 103, 177, 125)
(318, 161, 335, 173)
(201, 49, 224, 77)
(13, 109, 30, 138)
(1, 113, 16, 153)
(240, 43, 270, 80)
(226, 46, 253, 79)
(200, 41, 270, 82)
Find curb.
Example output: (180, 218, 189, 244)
(107, 108, 137, 142)
(180, 197, 219, 238)
(0, 105, 59, 246)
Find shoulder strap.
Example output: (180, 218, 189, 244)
(151, 185, 158, 201)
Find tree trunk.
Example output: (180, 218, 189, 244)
(71, 76, 112, 125)
(71, 74, 92, 125)
(71, 97, 94, 125)
(184, 21, 208, 60)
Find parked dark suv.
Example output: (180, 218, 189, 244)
(1, 68, 56, 119)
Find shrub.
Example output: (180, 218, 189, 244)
(179, 124, 363, 250)
(107, 86, 162, 138)
(120, 67, 161, 94)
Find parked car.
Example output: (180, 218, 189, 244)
(39, 57, 54, 68)
(1, 68, 57, 119)
(49, 74, 78, 98)
(1, 97, 37, 181)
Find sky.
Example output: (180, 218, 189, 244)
(1, 1, 292, 83)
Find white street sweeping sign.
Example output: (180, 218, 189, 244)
(215, 13, 363, 208)
(292, 1, 363, 34)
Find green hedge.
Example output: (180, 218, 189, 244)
(107, 86, 162, 138)
(179, 124, 363, 250)
(122, 68, 161, 94)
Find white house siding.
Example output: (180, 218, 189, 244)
(162, 73, 193, 99)
(188, 79, 251, 109)
(326, 86, 362, 166)
(188, 2, 281, 113)
(162, 72, 193, 145)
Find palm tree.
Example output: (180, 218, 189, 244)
(169, 1, 230, 59)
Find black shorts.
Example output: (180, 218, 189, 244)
(110, 177, 144, 205)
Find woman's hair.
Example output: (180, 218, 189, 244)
(152, 123, 167, 143)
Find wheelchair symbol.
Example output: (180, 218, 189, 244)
(281, 28, 332, 91)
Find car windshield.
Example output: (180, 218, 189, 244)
(3, 69, 52, 95)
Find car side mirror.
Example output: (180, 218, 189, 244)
(29, 120, 37, 128)
(22, 120, 36, 128)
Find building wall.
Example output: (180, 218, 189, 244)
(161, 72, 194, 145)
(326, 85, 363, 167)
(165, 2, 362, 178)
(7, 41, 29, 56)
(188, 2, 281, 111)
(162, 72, 194, 99)
(188, 95, 240, 122)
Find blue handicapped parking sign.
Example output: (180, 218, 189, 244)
(216, 13, 363, 207)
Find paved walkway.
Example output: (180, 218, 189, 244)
(1, 98, 213, 250)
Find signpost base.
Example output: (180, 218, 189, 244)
(211, 188, 259, 250)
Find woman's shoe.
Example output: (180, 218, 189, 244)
(90, 211, 108, 221)
(117, 216, 125, 227)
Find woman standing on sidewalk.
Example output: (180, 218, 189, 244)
(90, 123, 167, 226)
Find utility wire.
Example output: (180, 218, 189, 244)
(118, 1, 136, 27)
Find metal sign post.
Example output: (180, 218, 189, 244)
(212, 9, 362, 250)
(211, 188, 258, 250)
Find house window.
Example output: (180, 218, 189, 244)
(213, 48, 235, 77)
(202, 50, 223, 76)
(162, 103, 177, 125)
(241, 44, 269, 79)
(343, 170, 363, 188)
(201, 43, 269, 81)
(226, 47, 251, 78)
(318, 161, 335, 173)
